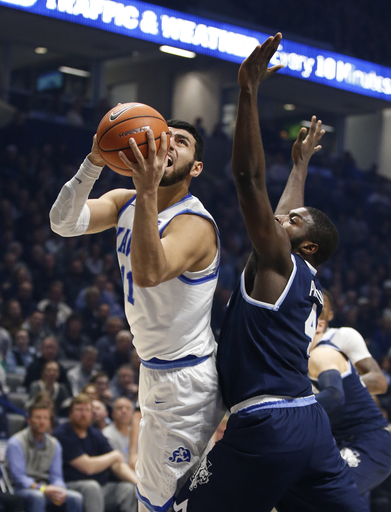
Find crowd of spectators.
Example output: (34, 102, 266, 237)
(1, 107, 391, 509)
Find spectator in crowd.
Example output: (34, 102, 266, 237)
(53, 394, 138, 512)
(96, 316, 125, 362)
(58, 313, 91, 361)
(67, 346, 99, 396)
(102, 397, 134, 462)
(63, 259, 89, 309)
(102, 330, 133, 380)
(16, 281, 37, 319)
(109, 365, 138, 403)
(130, 350, 141, 385)
(89, 371, 114, 412)
(371, 309, 391, 362)
(37, 280, 72, 328)
(77, 286, 101, 340)
(83, 383, 100, 401)
(92, 399, 110, 430)
(27, 360, 71, 417)
(76, 274, 124, 318)
(89, 302, 112, 341)
(5, 328, 35, 373)
(21, 310, 46, 351)
(24, 336, 70, 391)
(6, 400, 83, 512)
(0, 299, 24, 338)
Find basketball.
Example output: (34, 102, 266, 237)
(96, 102, 170, 176)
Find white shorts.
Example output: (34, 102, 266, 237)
(136, 350, 226, 512)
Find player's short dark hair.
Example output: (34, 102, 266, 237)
(167, 119, 204, 161)
(305, 207, 339, 266)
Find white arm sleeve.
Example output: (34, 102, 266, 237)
(50, 157, 103, 237)
(332, 327, 371, 365)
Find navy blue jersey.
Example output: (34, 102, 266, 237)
(217, 253, 323, 410)
(311, 339, 387, 443)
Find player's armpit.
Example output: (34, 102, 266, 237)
(86, 189, 135, 234)
(159, 214, 218, 282)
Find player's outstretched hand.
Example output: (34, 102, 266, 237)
(119, 130, 169, 192)
(291, 116, 325, 168)
(88, 134, 106, 167)
(238, 33, 283, 91)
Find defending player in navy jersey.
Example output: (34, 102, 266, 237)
(317, 290, 387, 395)
(49, 119, 226, 512)
(308, 291, 391, 494)
(174, 33, 368, 512)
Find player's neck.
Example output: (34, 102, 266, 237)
(157, 182, 190, 212)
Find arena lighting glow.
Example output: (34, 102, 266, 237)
(159, 45, 196, 58)
(301, 120, 335, 132)
(283, 104, 296, 111)
(2, 0, 391, 101)
(34, 46, 48, 54)
(59, 66, 91, 77)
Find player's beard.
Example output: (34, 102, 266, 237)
(159, 160, 193, 187)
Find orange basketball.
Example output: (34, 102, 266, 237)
(96, 102, 170, 176)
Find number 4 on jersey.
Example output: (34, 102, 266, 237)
(305, 304, 317, 355)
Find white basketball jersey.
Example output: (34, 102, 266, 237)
(116, 192, 220, 361)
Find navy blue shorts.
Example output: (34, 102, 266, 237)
(338, 428, 391, 494)
(174, 402, 368, 512)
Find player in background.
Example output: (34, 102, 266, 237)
(319, 290, 387, 395)
(174, 33, 367, 512)
(303, 296, 391, 495)
(49, 119, 226, 512)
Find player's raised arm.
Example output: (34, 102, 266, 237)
(49, 135, 132, 237)
(275, 116, 325, 215)
(232, 34, 288, 270)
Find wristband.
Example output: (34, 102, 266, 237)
(37, 484, 46, 493)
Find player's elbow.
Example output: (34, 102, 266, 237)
(376, 374, 388, 395)
(132, 273, 161, 288)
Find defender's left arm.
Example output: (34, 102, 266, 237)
(274, 117, 325, 216)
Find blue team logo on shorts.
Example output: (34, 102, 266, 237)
(169, 447, 191, 463)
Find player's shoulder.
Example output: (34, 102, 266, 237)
(335, 327, 364, 343)
(103, 188, 136, 210)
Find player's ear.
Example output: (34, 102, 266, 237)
(299, 241, 318, 257)
(190, 161, 203, 178)
(316, 318, 326, 335)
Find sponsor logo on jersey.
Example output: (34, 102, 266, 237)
(169, 447, 191, 463)
(189, 457, 212, 491)
(340, 447, 361, 467)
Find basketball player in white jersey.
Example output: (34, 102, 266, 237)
(318, 290, 387, 395)
(49, 119, 226, 512)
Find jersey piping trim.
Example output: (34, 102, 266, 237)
(140, 353, 210, 370)
(304, 259, 317, 275)
(136, 487, 174, 512)
(231, 394, 316, 414)
(118, 193, 136, 220)
(240, 254, 297, 311)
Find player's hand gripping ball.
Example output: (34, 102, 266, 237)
(97, 102, 170, 176)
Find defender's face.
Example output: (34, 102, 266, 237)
(161, 128, 200, 186)
(275, 207, 314, 243)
